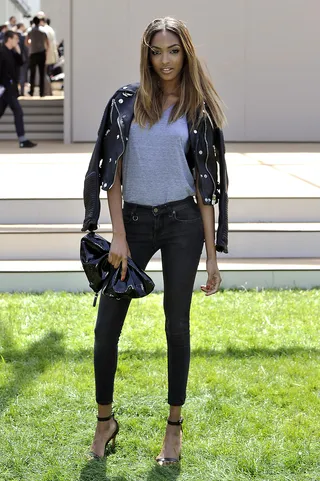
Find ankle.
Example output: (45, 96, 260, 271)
(168, 406, 182, 422)
(97, 403, 113, 419)
(95, 412, 115, 432)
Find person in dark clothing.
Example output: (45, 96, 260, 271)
(0, 25, 8, 44)
(16, 23, 29, 96)
(26, 17, 48, 97)
(0, 31, 37, 148)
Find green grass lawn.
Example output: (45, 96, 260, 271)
(0, 290, 319, 481)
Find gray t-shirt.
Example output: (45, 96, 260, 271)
(122, 105, 195, 205)
(28, 27, 47, 55)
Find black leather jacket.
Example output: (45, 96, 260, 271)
(82, 83, 229, 253)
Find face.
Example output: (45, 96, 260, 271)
(150, 30, 184, 84)
(13, 34, 19, 46)
(11, 17, 17, 25)
(10, 34, 19, 49)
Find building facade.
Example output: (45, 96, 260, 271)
(44, 0, 320, 143)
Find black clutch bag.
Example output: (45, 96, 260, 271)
(80, 232, 155, 306)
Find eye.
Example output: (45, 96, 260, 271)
(151, 49, 160, 56)
(170, 49, 180, 54)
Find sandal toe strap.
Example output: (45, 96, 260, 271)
(156, 457, 180, 464)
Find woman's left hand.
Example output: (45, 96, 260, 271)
(201, 259, 222, 296)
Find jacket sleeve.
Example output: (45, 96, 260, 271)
(0, 51, 4, 84)
(82, 100, 111, 232)
(215, 129, 229, 254)
(10, 49, 23, 67)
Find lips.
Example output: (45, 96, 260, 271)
(161, 68, 173, 74)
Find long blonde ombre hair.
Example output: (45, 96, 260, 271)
(134, 17, 226, 129)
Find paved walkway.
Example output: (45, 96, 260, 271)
(0, 141, 319, 200)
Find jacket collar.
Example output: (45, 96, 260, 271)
(115, 82, 206, 141)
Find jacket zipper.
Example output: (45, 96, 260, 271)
(110, 98, 115, 124)
(205, 107, 218, 157)
(109, 100, 125, 189)
(203, 109, 217, 197)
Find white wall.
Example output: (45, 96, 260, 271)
(28, 0, 40, 17)
(41, 0, 65, 42)
(68, 0, 320, 142)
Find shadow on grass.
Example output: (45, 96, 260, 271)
(0, 328, 66, 414)
(1, 320, 319, 421)
(193, 346, 320, 359)
(119, 346, 320, 360)
(78, 458, 115, 481)
(1, 326, 319, 413)
(78, 456, 181, 481)
(145, 463, 181, 481)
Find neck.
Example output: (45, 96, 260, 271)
(159, 79, 180, 96)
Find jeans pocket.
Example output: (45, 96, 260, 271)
(122, 209, 133, 224)
(172, 205, 202, 223)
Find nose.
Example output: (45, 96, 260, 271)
(161, 52, 169, 65)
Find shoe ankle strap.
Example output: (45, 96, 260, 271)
(97, 413, 114, 422)
(167, 417, 183, 426)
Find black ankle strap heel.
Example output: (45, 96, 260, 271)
(156, 417, 184, 466)
(167, 417, 183, 430)
(89, 413, 119, 459)
(97, 413, 114, 422)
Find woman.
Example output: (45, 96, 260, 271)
(82, 17, 229, 464)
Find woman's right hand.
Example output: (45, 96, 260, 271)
(108, 233, 131, 281)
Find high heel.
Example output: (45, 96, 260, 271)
(89, 413, 119, 459)
(156, 417, 183, 466)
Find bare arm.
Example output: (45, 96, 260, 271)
(196, 174, 222, 295)
(107, 158, 131, 280)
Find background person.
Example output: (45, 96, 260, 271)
(27, 19, 34, 34)
(0, 25, 8, 43)
(26, 16, 48, 97)
(0, 31, 37, 148)
(8, 16, 17, 30)
(38, 14, 58, 75)
(38, 15, 58, 95)
(16, 23, 29, 96)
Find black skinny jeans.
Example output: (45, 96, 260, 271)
(29, 51, 46, 97)
(0, 90, 25, 138)
(94, 196, 204, 406)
